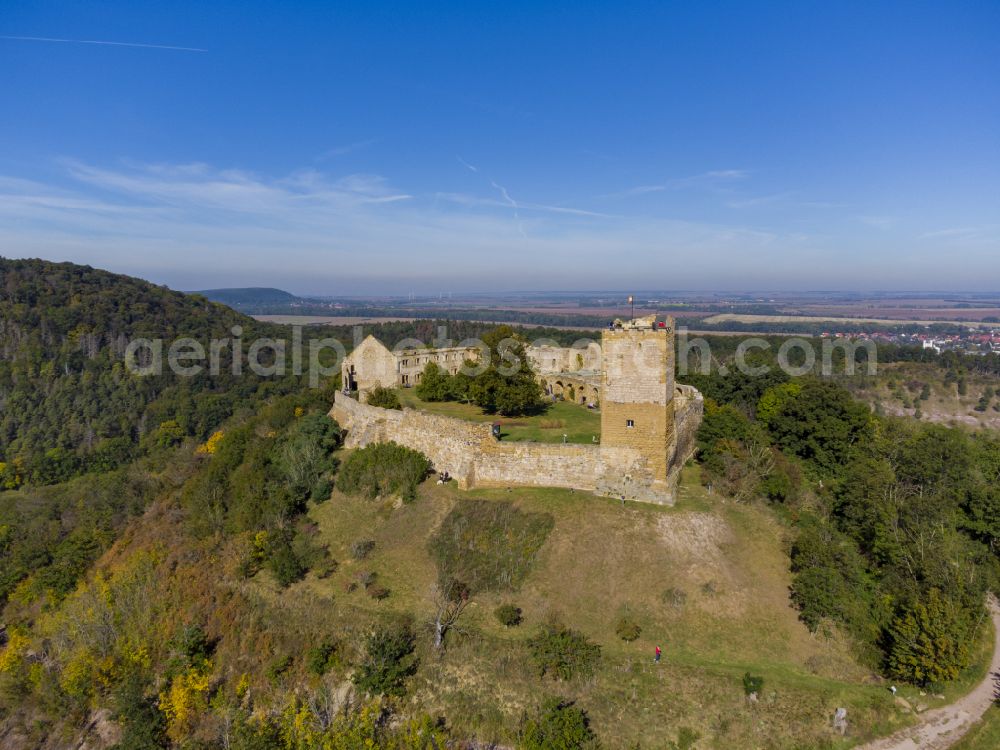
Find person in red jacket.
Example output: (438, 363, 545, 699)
(654, 645, 662, 664)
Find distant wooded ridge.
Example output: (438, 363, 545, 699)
(192, 287, 300, 308)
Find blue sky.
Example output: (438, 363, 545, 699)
(1, 1, 998, 294)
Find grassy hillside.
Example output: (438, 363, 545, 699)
(952, 706, 1000, 749)
(0, 444, 914, 748)
(294, 467, 911, 747)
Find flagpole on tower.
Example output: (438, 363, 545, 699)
(628, 295, 634, 322)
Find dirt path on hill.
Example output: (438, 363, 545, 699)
(855, 597, 1000, 750)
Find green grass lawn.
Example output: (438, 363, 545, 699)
(395, 387, 602, 444)
(952, 706, 1000, 750)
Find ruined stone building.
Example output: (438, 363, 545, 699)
(333, 316, 702, 504)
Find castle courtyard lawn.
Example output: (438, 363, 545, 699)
(394, 388, 602, 444)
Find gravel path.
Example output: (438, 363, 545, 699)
(855, 597, 1000, 750)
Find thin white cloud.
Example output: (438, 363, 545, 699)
(317, 139, 379, 161)
(917, 226, 999, 247)
(621, 185, 667, 196)
(704, 170, 748, 180)
(436, 192, 617, 218)
(858, 215, 897, 230)
(726, 191, 796, 209)
(919, 226, 981, 239)
(608, 169, 749, 199)
(0, 34, 206, 52)
(62, 160, 411, 213)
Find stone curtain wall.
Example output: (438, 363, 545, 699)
(330, 392, 484, 488)
(670, 384, 704, 474)
(329, 392, 676, 503)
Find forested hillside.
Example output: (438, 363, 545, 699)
(0, 258, 308, 486)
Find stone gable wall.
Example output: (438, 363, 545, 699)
(342, 336, 399, 392)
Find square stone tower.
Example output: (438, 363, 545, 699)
(600, 315, 676, 484)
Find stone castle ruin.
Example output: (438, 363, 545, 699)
(331, 315, 702, 504)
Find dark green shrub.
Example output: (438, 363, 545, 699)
(306, 640, 338, 676)
(520, 697, 597, 749)
(528, 622, 601, 681)
(351, 539, 376, 560)
(669, 727, 702, 750)
(266, 655, 293, 685)
(267, 532, 307, 587)
(111, 672, 169, 750)
(352, 622, 418, 696)
(173, 624, 212, 666)
(615, 617, 642, 642)
(365, 386, 401, 410)
(311, 477, 334, 502)
(742, 671, 764, 696)
(495, 603, 523, 627)
(164, 624, 214, 677)
(270, 415, 341, 508)
(337, 442, 430, 501)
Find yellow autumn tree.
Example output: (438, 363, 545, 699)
(196, 430, 225, 455)
(159, 663, 212, 742)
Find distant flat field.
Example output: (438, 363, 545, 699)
(702, 313, 998, 328)
(480, 305, 715, 317)
(254, 315, 416, 325)
(794, 305, 1000, 321)
(254, 314, 603, 332)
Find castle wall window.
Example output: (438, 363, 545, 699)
(626, 419, 635, 428)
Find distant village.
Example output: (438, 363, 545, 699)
(822, 328, 1000, 355)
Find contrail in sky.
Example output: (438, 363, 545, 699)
(457, 155, 526, 237)
(456, 156, 479, 173)
(0, 35, 206, 52)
